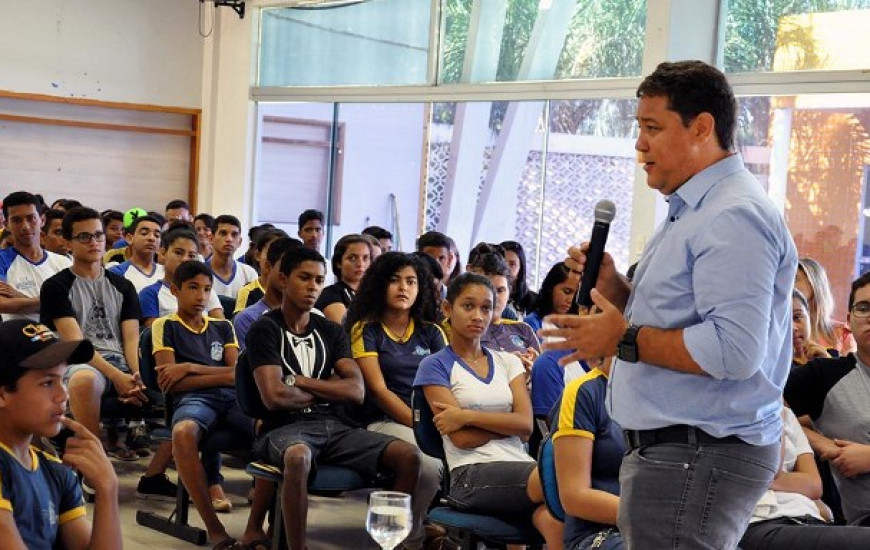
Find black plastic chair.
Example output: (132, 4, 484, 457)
(135, 326, 253, 545)
(218, 295, 236, 320)
(235, 351, 385, 549)
(411, 389, 544, 549)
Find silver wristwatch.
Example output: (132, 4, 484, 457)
(284, 373, 297, 387)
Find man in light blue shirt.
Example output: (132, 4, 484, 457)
(543, 60, 797, 549)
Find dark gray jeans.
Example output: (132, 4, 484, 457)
(618, 439, 779, 550)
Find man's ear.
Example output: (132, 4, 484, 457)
(693, 112, 716, 144)
(169, 283, 180, 297)
(0, 385, 12, 409)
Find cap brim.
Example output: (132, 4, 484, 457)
(19, 340, 95, 370)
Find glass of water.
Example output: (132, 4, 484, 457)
(366, 491, 412, 550)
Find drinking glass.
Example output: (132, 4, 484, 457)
(366, 491, 412, 550)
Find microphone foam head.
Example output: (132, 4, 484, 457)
(594, 199, 617, 223)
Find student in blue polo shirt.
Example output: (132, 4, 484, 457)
(234, 227, 289, 315)
(151, 260, 252, 548)
(207, 215, 258, 299)
(346, 252, 447, 547)
(0, 319, 121, 550)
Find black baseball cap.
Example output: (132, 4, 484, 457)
(0, 320, 94, 374)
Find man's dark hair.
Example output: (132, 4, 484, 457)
(848, 272, 870, 311)
(637, 60, 737, 151)
(165, 199, 189, 212)
(468, 242, 506, 267)
(279, 246, 326, 276)
(255, 227, 288, 252)
(298, 209, 324, 227)
(331, 234, 372, 278)
(469, 252, 512, 283)
(147, 211, 166, 228)
(214, 214, 242, 233)
(42, 209, 66, 233)
(125, 215, 162, 236)
(62, 207, 101, 240)
(266, 237, 304, 266)
(52, 198, 83, 212)
(362, 225, 392, 241)
(416, 230, 451, 252)
(161, 227, 198, 249)
(249, 223, 275, 242)
(194, 213, 215, 232)
(173, 260, 213, 288)
(3, 191, 40, 219)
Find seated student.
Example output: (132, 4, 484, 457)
(524, 262, 579, 333)
(362, 225, 393, 253)
(297, 209, 324, 251)
(414, 273, 563, 549)
(501, 240, 537, 318)
(41, 208, 70, 257)
(785, 271, 870, 526)
(552, 356, 624, 550)
(314, 234, 372, 323)
(50, 198, 82, 212)
(796, 257, 856, 356)
(207, 215, 258, 299)
(416, 231, 455, 291)
(234, 227, 289, 314)
(0, 320, 122, 550)
(240, 224, 274, 270)
(102, 207, 147, 264)
(792, 289, 830, 367)
(140, 227, 224, 327)
(100, 210, 125, 250)
(528, 349, 588, 457)
(165, 199, 192, 224)
(194, 213, 215, 260)
(467, 253, 540, 374)
(40, 207, 148, 463)
(0, 192, 71, 322)
(152, 261, 253, 548)
(234, 237, 304, 349)
(738, 406, 870, 549)
(361, 233, 384, 262)
(466, 243, 518, 320)
(346, 252, 448, 547)
(244, 246, 422, 550)
(107, 214, 164, 292)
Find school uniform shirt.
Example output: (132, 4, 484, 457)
(0, 444, 86, 549)
(139, 280, 222, 321)
(206, 259, 258, 299)
(481, 318, 540, 354)
(152, 314, 238, 367)
(107, 260, 165, 293)
(40, 268, 141, 356)
(0, 247, 71, 321)
(350, 319, 447, 419)
(530, 349, 588, 417)
(314, 281, 355, 313)
(234, 279, 265, 314)
(246, 310, 351, 432)
(414, 346, 533, 471)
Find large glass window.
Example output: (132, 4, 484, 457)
(724, 1, 870, 73)
(735, 93, 870, 316)
(259, 0, 432, 87)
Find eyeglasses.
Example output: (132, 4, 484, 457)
(71, 231, 106, 244)
(851, 301, 870, 318)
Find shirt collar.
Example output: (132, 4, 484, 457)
(673, 153, 744, 210)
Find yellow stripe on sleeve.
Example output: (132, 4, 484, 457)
(150, 317, 174, 353)
(556, 369, 605, 434)
(59, 506, 87, 524)
(350, 321, 377, 359)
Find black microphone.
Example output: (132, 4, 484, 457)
(576, 199, 617, 308)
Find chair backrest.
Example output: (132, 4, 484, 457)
(235, 351, 270, 420)
(219, 295, 236, 320)
(410, 389, 446, 461)
(537, 433, 565, 522)
(138, 326, 158, 391)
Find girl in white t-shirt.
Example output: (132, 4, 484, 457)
(414, 273, 563, 549)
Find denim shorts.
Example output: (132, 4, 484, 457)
(172, 388, 254, 437)
(64, 352, 130, 395)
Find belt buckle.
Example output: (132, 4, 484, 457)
(624, 430, 642, 449)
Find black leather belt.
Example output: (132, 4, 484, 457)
(623, 425, 745, 449)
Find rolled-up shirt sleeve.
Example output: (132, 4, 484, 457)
(683, 205, 782, 380)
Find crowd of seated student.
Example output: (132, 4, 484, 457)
(7, 186, 870, 550)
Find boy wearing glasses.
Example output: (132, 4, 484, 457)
(785, 271, 870, 526)
(40, 207, 147, 462)
(0, 192, 71, 322)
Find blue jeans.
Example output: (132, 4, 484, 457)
(618, 439, 779, 550)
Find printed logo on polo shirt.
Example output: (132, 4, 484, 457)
(413, 345, 430, 356)
(210, 341, 223, 362)
(510, 335, 524, 348)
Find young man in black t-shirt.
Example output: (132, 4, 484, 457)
(243, 247, 422, 550)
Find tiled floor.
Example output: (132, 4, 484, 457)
(105, 455, 381, 549)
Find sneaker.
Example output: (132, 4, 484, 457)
(125, 424, 151, 457)
(136, 473, 178, 502)
(104, 444, 139, 462)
